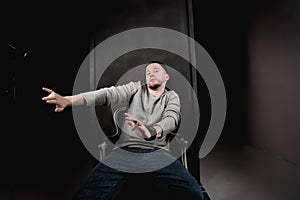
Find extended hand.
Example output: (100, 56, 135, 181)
(42, 87, 70, 112)
(124, 113, 151, 139)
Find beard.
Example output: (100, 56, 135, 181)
(148, 83, 162, 90)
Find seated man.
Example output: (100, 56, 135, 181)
(42, 61, 204, 200)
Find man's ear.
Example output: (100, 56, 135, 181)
(165, 74, 170, 81)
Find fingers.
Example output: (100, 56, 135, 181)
(124, 112, 132, 118)
(124, 113, 141, 130)
(55, 107, 64, 112)
(42, 87, 56, 101)
(125, 117, 137, 128)
(127, 121, 135, 127)
(42, 87, 63, 112)
(44, 99, 57, 104)
(124, 113, 138, 123)
(42, 93, 55, 101)
(42, 87, 54, 94)
(126, 121, 139, 130)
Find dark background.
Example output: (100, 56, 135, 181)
(3, 0, 300, 199)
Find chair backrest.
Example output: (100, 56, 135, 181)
(112, 106, 127, 139)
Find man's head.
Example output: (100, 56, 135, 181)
(145, 61, 169, 90)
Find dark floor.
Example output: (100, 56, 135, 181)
(200, 143, 300, 200)
(2, 143, 300, 200)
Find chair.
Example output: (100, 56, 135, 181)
(97, 107, 188, 168)
(97, 106, 210, 199)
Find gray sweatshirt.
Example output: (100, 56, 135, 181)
(80, 81, 181, 149)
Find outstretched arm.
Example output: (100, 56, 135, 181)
(42, 82, 141, 112)
(42, 87, 85, 112)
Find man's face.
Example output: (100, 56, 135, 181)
(145, 63, 169, 89)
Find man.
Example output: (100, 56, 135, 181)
(42, 61, 203, 199)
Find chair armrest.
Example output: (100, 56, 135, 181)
(97, 141, 108, 161)
(168, 133, 188, 170)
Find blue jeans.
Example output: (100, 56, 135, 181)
(75, 147, 203, 200)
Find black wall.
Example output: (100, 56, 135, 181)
(4, 0, 199, 199)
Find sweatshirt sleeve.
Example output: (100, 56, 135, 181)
(154, 91, 181, 134)
(80, 81, 141, 106)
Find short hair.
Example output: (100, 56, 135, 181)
(146, 60, 168, 74)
